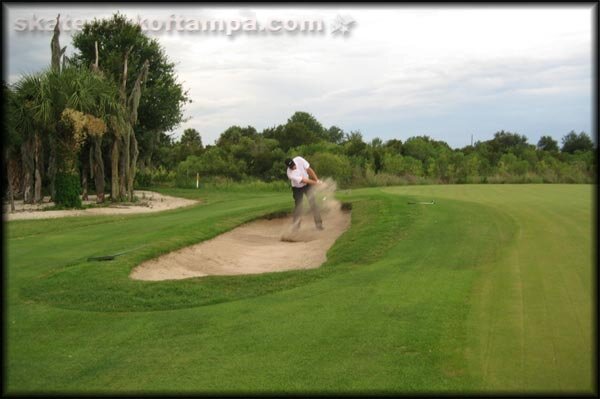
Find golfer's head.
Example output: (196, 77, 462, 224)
(285, 158, 296, 169)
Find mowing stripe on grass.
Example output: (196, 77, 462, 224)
(383, 184, 594, 393)
(5, 185, 593, 394)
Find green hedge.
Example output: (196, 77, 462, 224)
(54, 173, 82, 208)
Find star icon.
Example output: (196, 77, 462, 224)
(331, 14, 356, 35)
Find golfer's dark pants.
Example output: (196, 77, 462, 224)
(292, 185, 322, 228)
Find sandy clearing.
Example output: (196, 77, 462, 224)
(3, 190, 199, 221)
(130, 179, 350, 281)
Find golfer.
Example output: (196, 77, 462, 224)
(285, 156, 323, 230)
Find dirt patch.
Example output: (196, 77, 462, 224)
(130, 179, 351, 281)
(3, 190, 198, 221)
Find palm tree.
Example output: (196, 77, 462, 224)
(85, 41, 129, 203)
(12, 74, 43, 204)
(11, 14, 125, 207)
(87, 68, 126, 203)
(3, 82, 22, 212)
(56, 66, 124, 203)
(114, 47, 150, 202)
(12, 66, 124, 207)
(125, 59, 150, 202)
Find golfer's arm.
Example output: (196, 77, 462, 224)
(307, 167, 319, 181)
(301, 177, 318, 185)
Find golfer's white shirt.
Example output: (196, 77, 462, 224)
(287, 156, 310, 188)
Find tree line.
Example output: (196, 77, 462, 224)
(142, 111, 596, 189)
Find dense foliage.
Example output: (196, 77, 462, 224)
(150, 112, 596, 189)
(54, 173, 82, 208)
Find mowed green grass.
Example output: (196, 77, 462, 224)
(382, 184, 595, 393)
(4, 185, 595, 394)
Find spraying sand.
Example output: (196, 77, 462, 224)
(130, 178, 350, 281)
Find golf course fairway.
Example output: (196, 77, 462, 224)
(4, 184, 595, 394)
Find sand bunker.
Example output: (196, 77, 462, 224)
(3, 190, 198, 221)
(130, 179, 350, 281)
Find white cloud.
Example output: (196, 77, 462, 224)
(3, 4, 593, 147)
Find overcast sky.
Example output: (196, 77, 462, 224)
(3, 4, 595, 148)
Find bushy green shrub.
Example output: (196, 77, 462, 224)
(365, 171, 406, 187)
(309, 152, 352, 187)
(54, 173, 82, 208)
(193, 176, 288, 192)
(135, 167, 178, 189)
(175, 150, 246, 187)
(135, 171, 152, 189)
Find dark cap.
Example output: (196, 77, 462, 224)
(285, 158, 295, 168)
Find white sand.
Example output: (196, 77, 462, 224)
(3, 190, 198, 221)
(130, 178, 351, 281)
